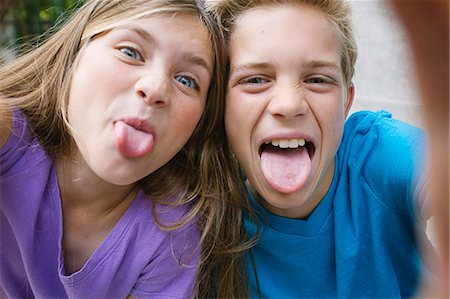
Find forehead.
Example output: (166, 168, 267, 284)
(124, 14, 210, 46)
(229, 4, 341, 64)
(87, 10, 207, 42)
(142, 14, 212, 60)
(82, 13, 213, 71)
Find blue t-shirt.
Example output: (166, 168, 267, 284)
(245, 110, 432, 298)
(1, 109, 200, 298)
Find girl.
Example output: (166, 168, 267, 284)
(0, 0, 248, 297)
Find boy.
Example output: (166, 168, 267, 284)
(207, 0, 436, 297)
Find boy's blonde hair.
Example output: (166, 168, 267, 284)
(0, 0, 251, 297)
(206, 0, 358, 86)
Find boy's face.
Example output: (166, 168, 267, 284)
(226, 4, 354, 219)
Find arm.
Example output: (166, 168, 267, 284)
(388, 1, 449, 297)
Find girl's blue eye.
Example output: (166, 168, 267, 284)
(119, 47, 143, 61)
(175, 75, 198, 90)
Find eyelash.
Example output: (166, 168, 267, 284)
(175, 75, 199, 90)
(239, 76, 268, 85)
(305, 76, 333, 85)
(237, 75, 335, 87)
(119, 46, 143, 61)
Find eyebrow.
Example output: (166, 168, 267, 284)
(231, 60, 340, 73)
(177, 52, 210, 76)
(119, 25, 155, 45)
(230, 62, 271, 73)
(304, 60, 340, 71)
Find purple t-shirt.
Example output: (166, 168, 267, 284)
(0, 110, 200, 298)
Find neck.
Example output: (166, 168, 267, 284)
(56, 153, 137, 216)
(56, 154, 139, 274)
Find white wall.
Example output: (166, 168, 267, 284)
(350, 0, 440, 245)
(349, 0, 424, 128)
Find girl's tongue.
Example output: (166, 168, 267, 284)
(260, 146, 311, 193)
(114, 121, 154, 158)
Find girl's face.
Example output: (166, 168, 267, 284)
(68, 14, 212, 186)
(226, 4, 354, 219)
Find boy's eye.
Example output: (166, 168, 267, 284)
(119, 47, 143, 61)
(241, 76, 267, 85)
(306, 77, 326, 84)
(305, 76, 334, 85)
(175, 75, 198, 90)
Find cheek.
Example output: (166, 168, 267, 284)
(67, 73, 101, 128)
(225, 96, 256, 170)
(69, 64, 99, 111)
(67, 72, 86, 125)
(176, 100, 205, 137)
(70, 49, 126, 103)
(225, 96, 243, 142)
(325, 116, 345, 155)
(225, 90, 252, 128)
(331, 123, 344, 141)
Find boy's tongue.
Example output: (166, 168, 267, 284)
(261, 146, 311, 193)
(114, 121, 154, 158)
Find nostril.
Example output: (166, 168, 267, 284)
(137, 84, 169, 105)
(138, 90, 146, 98)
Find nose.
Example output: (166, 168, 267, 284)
(135, 70, 170, 106)
(266, 84, 308, 119)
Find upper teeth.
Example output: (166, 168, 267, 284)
(265, 138, 306, 148)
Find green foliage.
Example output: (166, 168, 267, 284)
(1, 0, 85, 48)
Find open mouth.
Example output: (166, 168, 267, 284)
(259, 138, 315, 158)
(258, 138, 315, 193)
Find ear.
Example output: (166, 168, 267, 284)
(344, 82, 355, 118)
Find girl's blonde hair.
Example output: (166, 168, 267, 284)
(205, 0, 358, 86)
(0, 0, 252, 297)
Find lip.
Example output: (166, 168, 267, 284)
(114, 117, 154, 135)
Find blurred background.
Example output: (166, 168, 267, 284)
(0, 0, 435, 245)
(0, 0, 423, 128)
(0, 0, 84, 63)
(350, 0, 423, 128)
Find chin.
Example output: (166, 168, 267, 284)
(95, 168, 142, 186)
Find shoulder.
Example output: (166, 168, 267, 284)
(0, 98, 12, 148)
(339, 110, 427, 212)
(341, 110, 425, 165)
(0, 108, 48, 177)
(344, 110, 424, 143)
(127, 194, 200, 298)
(127, 193, 200, 260)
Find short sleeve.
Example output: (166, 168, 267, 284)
(130, 222, 201, 299)
(0, 109, 28, 166)
(0, 109, 45, 178)
(343, 111, 429, 220)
